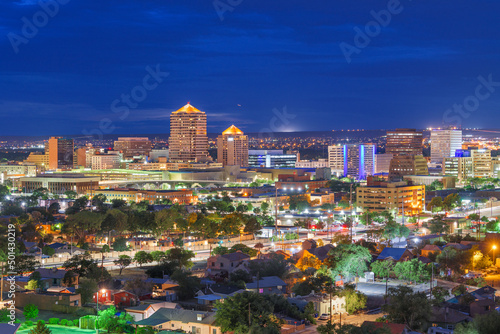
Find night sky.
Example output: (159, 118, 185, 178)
(1, 0, 499, 136)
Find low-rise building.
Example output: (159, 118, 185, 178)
(245, 276, 287, 295)
(88, 188, 196, 205)
(21, 174, 100, 195)
(206, 252, 251, 276)
(124, 302, 181, 322)
(356, 178, 425, 215)
(288, 293, 346, 315)
(135, 308, 221, 334)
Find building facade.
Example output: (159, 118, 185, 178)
(217, 125, 249, 167)
(356, 179, 425, 215)
(388, 155, 428, 180)
(114, 137, 152, 159)
(430, 129, 462, 165)
(328, 144, 375, 180)
(443, 149, 493, 180)
(248, 150, 297, 168)
(386, 128, 423, 156)
(48, 137, 74, 170)
(374, 153, 393, 174)
(21, 175, 100, 195)
(89, 188, 196, 205)
(91, 153, 121, 170)
(168, 103, 210, 163)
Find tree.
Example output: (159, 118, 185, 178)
(111, 199, 127, 208)
(29, 320, 52, 334)
(370, 260, 394, 279)
(260, 202, 270, 214)
(64, 210, 103, 243)
(244, 217, 262, 235)
(214, 291, 280, 334)
(247, 253, 290, 278)
(427, 197, 443, 212)
(123, 278, 154, 299)
(26, 279, 39, 290)
(23, 303, 39, 320)
(382, 286, 431, 331)
(77, 278, 98, 304)
(229, 269, 253, 284)
(42, 246, 55, 257)
(112, 237, 129, 251)
(324, 244, 372, 280)
(431, 286, 450, 306)
(170, 270, 200, 300)
(341, 285, 367, 314)
(437, 247, 468, 275)
(393, 259, 430, 283)
(134, 251, 153, 267)
(150, 250, 167, 262)
(114, 255, 132, 275)
(165, 247, 195, 270)
(64, 190, 78, 199)
(454, 311, 500, 334)
(15, 254, 40, 274)
(443, 193, 461, 211)
(97, 305, 134, 333)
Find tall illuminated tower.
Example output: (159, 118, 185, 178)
(168, 103, 210, 163)
(217, 125, 248, 167)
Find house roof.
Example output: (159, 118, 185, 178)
(376, 248, 411, 261)
(145, 278, 170, 285)
(246, 276, 286, 289)
(210, 284, 243, 295)
(196, 294, 224, 301)
(417, 256, 431, 264)
(445, 243, 469, 250)
(427, 306, 471, 324)
(422, 244, 442, 252)
(221, 252, 251, 262)
(309, 244, 334, 261)
(134, 308, 216, 326)
(35, 268, 74, 279)
(46, 286, 76, 293)
(472, 285, 496, 297)
(361, 321, 407, 334)
(47, 242, 67, 249)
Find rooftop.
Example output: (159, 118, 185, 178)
(173, 103, 203, 114)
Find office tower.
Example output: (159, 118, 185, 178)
(389, 155, 428, 180)
(217, 125, 248, 167)
(386, 129, 423, 156)
(444, 149, 492, 180)
(248, 150, 296, 168)
(374, 153, 393, 174)
(168, 103, 210, 163)
(114, 137, 152, 159)
(327, 145, 344, 177)
(328, 144, 375, 180)
(90, 153, 121, 170)
(48, 137, 74, 170)
(430, 129, 462, 165)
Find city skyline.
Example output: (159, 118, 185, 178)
(1, 1, 500, 135)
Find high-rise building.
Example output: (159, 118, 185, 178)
(389, 155, 428, 180)
(217, 125, 248, 167)
(443, 149, 492, 180)
(328, 144, 375, 180)
(168, 103, 210, 163)
(114, 137, 152, 159)
(386, 129, 423, 156)
(91, 153, 121, 170)
(430, 129, 462, 165)
(48, 137, 74, 170)
(374, 153, 393, 174)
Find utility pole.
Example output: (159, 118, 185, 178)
(248, 302, 251, 327)
(275, 186, 278, 238)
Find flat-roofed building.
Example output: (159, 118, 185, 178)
(430, 129, 462, 165)
(248, 150, 296, 168)
(88, 188, 196, 205)
(386, 128, 423, 156)
(47, 137, 74, 170)
(357, 178, 425, 215)
(389, 155, 428, 180)
(91, 153, 121, 170)
(24, 152, 50, 172)
(0, 163, 37, 177)
(21, 174, 100, 195)
(114, 137, 152, 159)
(374, 153, 393, 174)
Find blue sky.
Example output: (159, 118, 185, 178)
(1, 0, 499, 136)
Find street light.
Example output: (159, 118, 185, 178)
(493, 245, 497, 266)
(96, 288, 106, 334)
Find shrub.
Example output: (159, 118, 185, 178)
(25, 320, 33, 327)
(49, 318, 59, 324)
(37, 320, 45, 325)
(73, 319, 80, 326)
(59, 319, 68, 326)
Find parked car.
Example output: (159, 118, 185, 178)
(464, 272, 482, 279)
(318, 314, 330, 320)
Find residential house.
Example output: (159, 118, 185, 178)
(376, 248, 414, 262)
(288, 293, 346, 315)
(135, 308, 221, 334)
(93, 289, 140, 308)
(34, 267, 79, 287)
(426, 306, 472, 332)
(125, 302, 181, 322)
(145, 277, 179, 301)
(47, 242, 85, 257)
(15, 290, 81, 310)
(421, 245, 442, 258)
(195, 294, 224, 306)
(444, 286, 497, 318)
(245, 276, 287, 295)
(206, 251, 251, 276)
